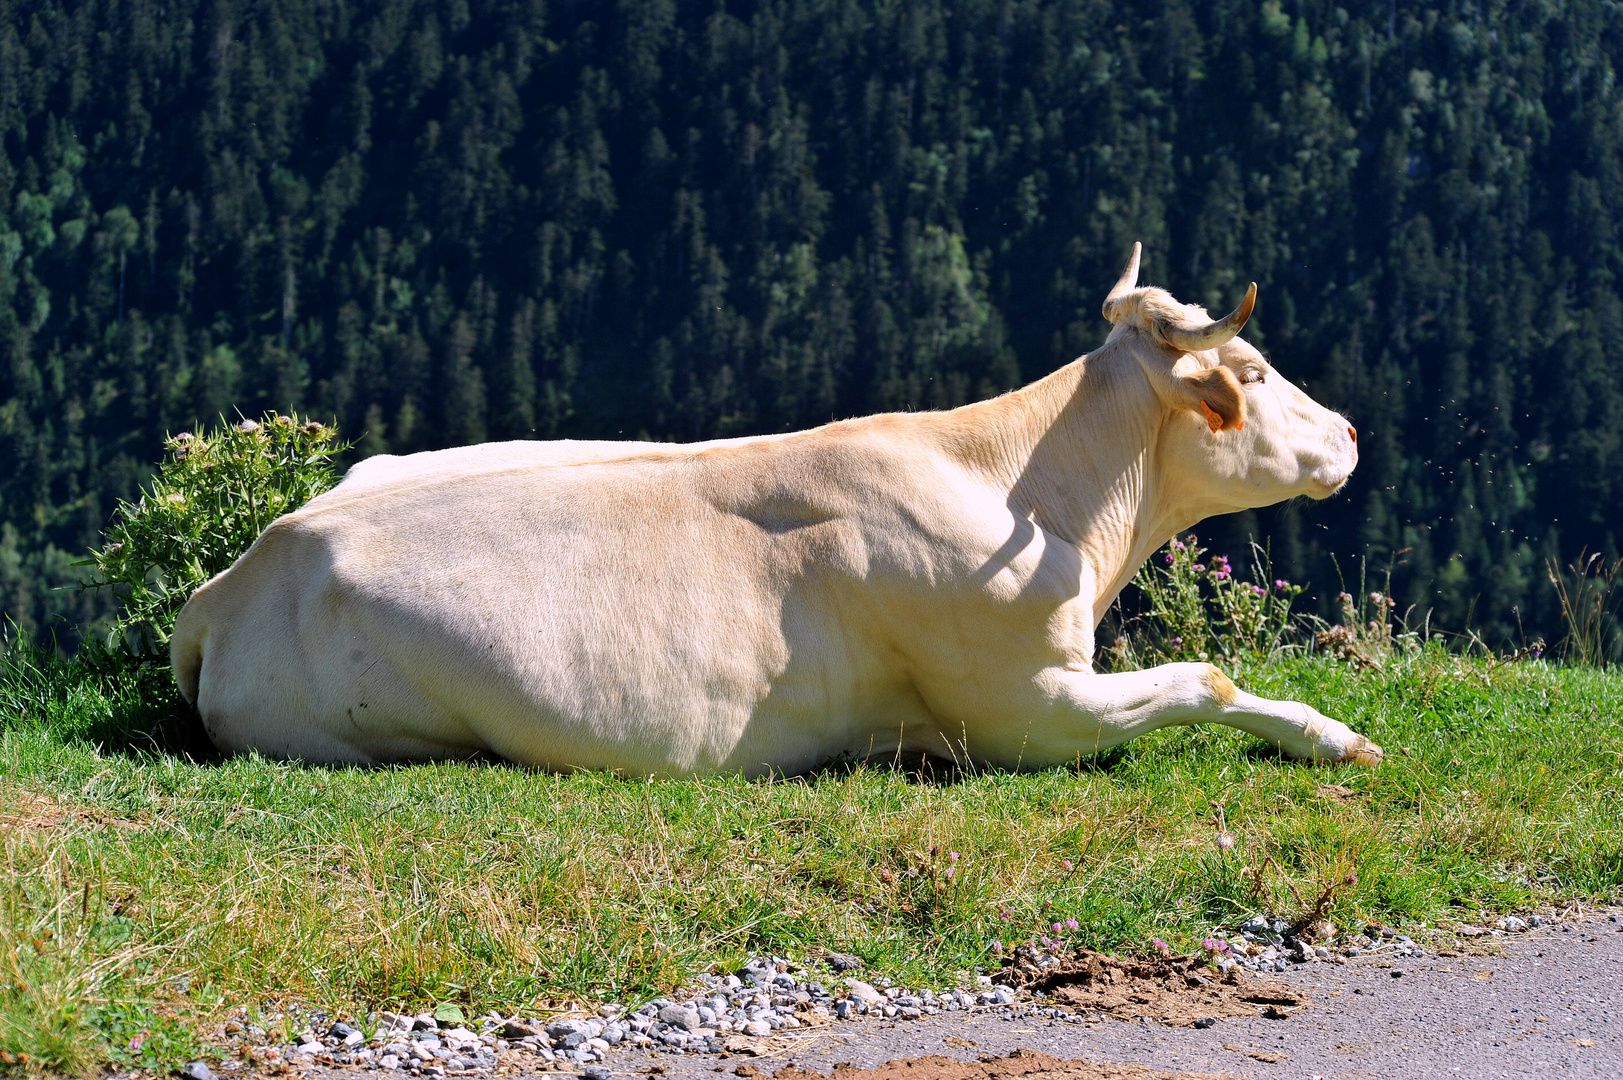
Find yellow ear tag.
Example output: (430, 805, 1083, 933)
(1199, 401, 1224, 432)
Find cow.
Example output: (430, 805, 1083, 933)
(171, 244, 1381, 775)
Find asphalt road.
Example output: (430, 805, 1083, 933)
(619, 910, 1623, 1080)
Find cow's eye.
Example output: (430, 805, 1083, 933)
(1240, 369, 1264, 385)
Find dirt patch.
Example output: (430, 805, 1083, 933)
(768, 1048, 1242, 1079)
(998, 949, 1307, 1026)
(0, 790, 145, 833)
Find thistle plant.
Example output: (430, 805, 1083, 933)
(1309, 562, 1426, 668)
(1126, 535, 1305, 671)
(81, 413, 348, 663)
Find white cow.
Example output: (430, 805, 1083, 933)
(172, 244, 1381, 774)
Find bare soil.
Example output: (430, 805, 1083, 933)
(1000, 950, 1307, 1027)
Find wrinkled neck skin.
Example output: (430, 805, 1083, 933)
(944, 332, 1217, 622)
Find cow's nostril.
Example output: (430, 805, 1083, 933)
(1347, 426, 1357, 444)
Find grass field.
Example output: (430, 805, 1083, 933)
(3, 648, 1622, 1074)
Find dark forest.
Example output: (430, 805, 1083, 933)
(3, 0, 1621, 648)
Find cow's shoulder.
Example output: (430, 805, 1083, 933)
(732, 420, 1052, 582)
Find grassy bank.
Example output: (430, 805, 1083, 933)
(3, 649, 1622, 1073)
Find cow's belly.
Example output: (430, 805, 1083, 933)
(187, 475, 932, 775)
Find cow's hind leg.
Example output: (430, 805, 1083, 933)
(1015, 662, 1382, 766)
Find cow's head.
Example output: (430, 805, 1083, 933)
(1100, 243, 1357, 513)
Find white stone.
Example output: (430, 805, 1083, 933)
(658, 1003, 702, 1031)
(843, 979, 886, 1006)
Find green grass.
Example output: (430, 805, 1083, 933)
(2, 648, 1621, 1074)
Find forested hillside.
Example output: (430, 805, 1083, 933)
(2, 0, 1621, 648)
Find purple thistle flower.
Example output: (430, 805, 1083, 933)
(1165, 553, 1175, 564)
(1274, 579, 1288, 589)
(1062, 858, 1073, 871)
(1192, 563, 1205, 572)
(1041, 935, 1053, 948)
(1066, 919, 1079, 930)
(1000, 907, 1013, 921)
(1202, 937, 1219, 951)
(992, 940, 1003, 953)
(1251, 584, 1267, 596)
(1151, 938, 1171, 955)
(948, 851, 960, 861)
(1214, 568, 1230, 580)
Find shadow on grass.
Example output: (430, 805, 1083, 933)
(86, 684, 219, 762)
(798, 750, 967, 786)
(1, 635, 220, 762)
(1237, 743, 1294, 765)
(799, 743, 1138, 787)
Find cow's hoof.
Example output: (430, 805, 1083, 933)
(1337, 736, 1383, 767)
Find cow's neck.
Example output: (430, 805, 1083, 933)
(940, 345, 1192, 614)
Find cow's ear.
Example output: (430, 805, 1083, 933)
(1170, 365, 1246, 432)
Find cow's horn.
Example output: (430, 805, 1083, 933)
(1160, 282, 1257, 353)
(1101, 242, 1142, 323)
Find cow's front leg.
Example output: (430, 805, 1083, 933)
(1017, 662, 1382, 766)
(1203, 667, 1382, 765)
